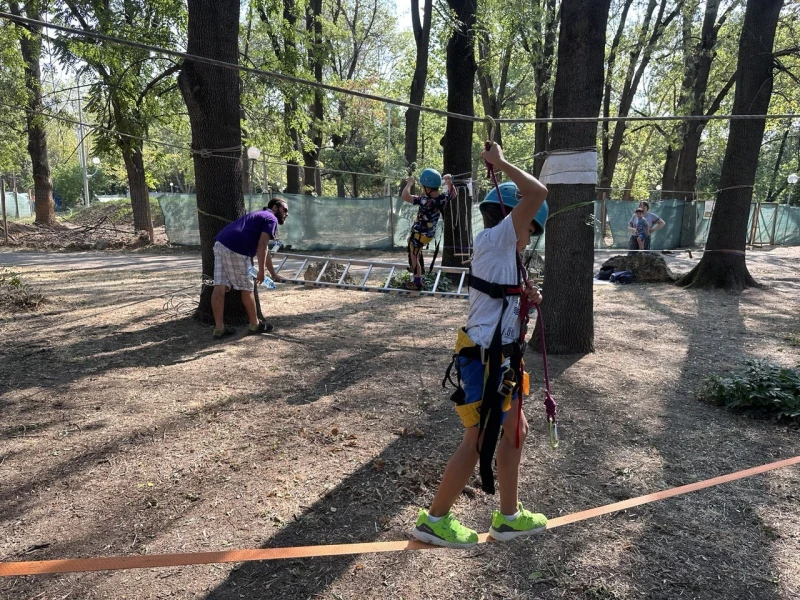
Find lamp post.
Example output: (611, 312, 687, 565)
(83, 157, 100, 205)
(247, 146, 260, 212)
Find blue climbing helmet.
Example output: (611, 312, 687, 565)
(419, 168, 442, 189)
(480, 181, 549, 235)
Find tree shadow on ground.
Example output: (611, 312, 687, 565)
(617, 286, 788, 599)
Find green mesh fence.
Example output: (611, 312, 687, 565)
(774, 204, 800, 245)
(695, 201, 712, 245)
(694, 201, 800, 246)
(276, 193, 396, 250)
(2, 192, 32, 219)
(157, 193, 201, 246)
(158, 192, 800, 251)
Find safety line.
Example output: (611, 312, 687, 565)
(1, 455, 797, 577)
(1, 12, 799, 125)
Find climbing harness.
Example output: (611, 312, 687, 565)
(482, 135, 559, 450)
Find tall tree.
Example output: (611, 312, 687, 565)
(519, 0, 559, 177)
(301, 0, 324, 197)
(404, 0, 432, 171)
(670, 0, 740, 201)
(257, 0, 303, 194)
(179, 0, 248, 322)
(8, 1, 55, 225)
(54, 0, 184, 242)
(441, 0, 477, 268)
(677, 0, 783, 289)
(540, 0, 611, 353)
(600, 0, 681, 192)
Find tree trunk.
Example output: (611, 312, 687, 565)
(179, 0, 248, 323)
(677, 0, 783, 290)
(121, 147, 154, 240)
(285, 108, 302, 194)
(673, 0, 727, 202)
(10, 1, 55, 226)
(404, 0, 432, 171)
(661, 144, 679, 196)
(528, 0, 558, 178)
(302, 0, 323, 202)
(602, 0, 675, 190)
(540, 0, 611, 354)
(765, 126, 790, 202)
(441, 0, 477, 269)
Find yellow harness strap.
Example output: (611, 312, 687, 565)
(451, 328, 521, 428)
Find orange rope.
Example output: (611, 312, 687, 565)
(1, 455, 798, 577)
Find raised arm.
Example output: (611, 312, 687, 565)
(481, 143, 547, 241)
(401, 176, 416, 204)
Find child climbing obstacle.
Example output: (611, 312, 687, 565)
(401, 168, 456, 291)
(411, 143, 549, 548)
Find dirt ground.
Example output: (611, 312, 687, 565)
(1, 245, 799, 600)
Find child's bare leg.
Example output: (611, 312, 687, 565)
(496, 399, 528, 515)
(429, 427, 480, 517)
(410, 251, 422, 278)
(637, 237, 644, 250)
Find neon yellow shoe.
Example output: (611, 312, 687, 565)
(411, 509, 478, 549)
(489, 502, 547, 541)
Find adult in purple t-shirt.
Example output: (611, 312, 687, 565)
(211, 197, 289, 338)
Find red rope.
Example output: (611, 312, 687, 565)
(483, 147, 557, 447)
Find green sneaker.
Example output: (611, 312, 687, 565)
(489, 502, 547, 541)
(411, 509, 478, 549)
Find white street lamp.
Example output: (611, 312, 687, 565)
(246, 147, 261, 200)
(655, 184, 662, 191)
(87, 157, 100, 178)
(788, 173, 799, 185)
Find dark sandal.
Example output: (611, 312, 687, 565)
(213, 326, 237, 338)
(247, 322, 274, 335)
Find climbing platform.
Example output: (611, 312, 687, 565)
(271, 253, 469, 299)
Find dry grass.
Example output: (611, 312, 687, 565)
(0, 247, 798, 600)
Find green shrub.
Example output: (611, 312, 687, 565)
(387, 269, 453, 292)
(699, 360, 800, 423)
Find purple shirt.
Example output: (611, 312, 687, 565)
(215, 211, 277, 257)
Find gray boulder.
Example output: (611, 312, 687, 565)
(600, 253, 675, 283)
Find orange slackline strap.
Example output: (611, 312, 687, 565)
(1, 455, 798, 577)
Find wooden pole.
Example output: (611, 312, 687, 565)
(770, 203, 780, 245)
(748, 202, 761, 247)
(1, 179, 8, 245)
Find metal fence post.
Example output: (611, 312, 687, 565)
(388, 193, 395, 249)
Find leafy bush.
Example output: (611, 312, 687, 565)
(699, 360, 800, 423)
(0, 268, 45, 311)
(387, 269, 453, 292)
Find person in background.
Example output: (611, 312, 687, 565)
(628, 201, 665, 251)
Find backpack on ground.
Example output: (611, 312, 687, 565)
(609, 270, 633, 284)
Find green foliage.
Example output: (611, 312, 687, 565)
(0, 268, 45, 312)
(66, 198, 165, 228)
(699, 360, 800, 423)
(51, 163, 121, 209)
(387, 269, 453, 292)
